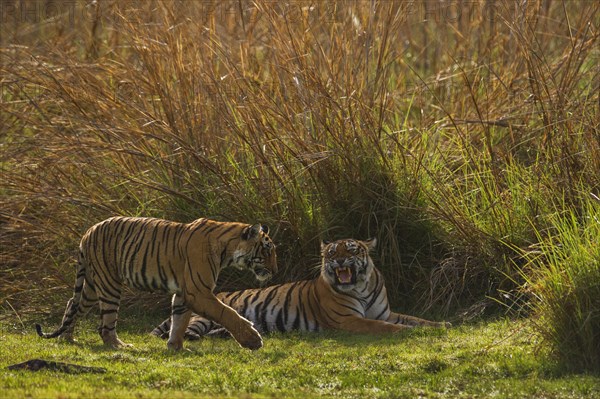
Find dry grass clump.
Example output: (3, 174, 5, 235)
(1, 0, 599, 346)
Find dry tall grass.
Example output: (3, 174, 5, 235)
(1, 0, 599, 333)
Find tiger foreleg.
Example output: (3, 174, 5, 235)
(386, 312, 450, 328)
(187, 294, 263, 350)
(338, 315, 412, 334)
(167, 294, 192, 351)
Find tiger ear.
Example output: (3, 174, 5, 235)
(261, 225, 269, 235)
(320, 240, 331, 251)
(242, 224, 261, 240)
(363, 238, 377, 251)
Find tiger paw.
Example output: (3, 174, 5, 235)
(428, 321, 451, 329)
(111, 340, 133, 349)
(103, 336, 132, 349)
(235, 326, 263, 350)
(167, 339, 184, 351)
(239, 333, 263, 350)
(58, 335, 76, 343)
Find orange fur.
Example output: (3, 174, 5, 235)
(36, 216, 277, 350)
(152, 238, 448, 340)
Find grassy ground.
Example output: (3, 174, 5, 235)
(1, 0, 599, 381)
(2, 313, 599, 399)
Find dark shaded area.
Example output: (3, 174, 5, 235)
(7, 358, 106, 374)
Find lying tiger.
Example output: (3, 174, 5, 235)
(35, 216, 277, 351)
(152, 238, 449, 340)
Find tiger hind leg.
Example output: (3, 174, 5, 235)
(150, 318, 171, 339)
(35, 297, 79, 340)
(97, 284, 131, 348)
(59, 282, 99, 342)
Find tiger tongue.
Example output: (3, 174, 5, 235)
(336, 267, 352, 284)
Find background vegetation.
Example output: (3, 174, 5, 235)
(1, 0, 599, 375)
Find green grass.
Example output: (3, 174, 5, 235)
(2, 314, 599, 399)
(517, 195, 600, 372)
(1, 0, 600, 381)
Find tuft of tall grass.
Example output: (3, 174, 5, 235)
(518, 194, 600, 372)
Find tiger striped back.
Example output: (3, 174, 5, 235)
(36, 216, 277, 351)
(152, 238, 449, 340)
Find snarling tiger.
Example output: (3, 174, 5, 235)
(35, 216, 277, 351)
(152, 238, 448, 340)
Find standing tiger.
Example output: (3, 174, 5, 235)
(35, 216, 277, 351)
(152, 238, 448, 340)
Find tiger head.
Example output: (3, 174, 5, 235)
(320, 238, 376, 291)
(233, 224, 277, 282)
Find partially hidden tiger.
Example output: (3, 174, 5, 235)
(152, 238, 449, 340)
(35, 216, 277, 351)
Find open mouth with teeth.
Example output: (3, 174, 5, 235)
(334, 267, 354, 285)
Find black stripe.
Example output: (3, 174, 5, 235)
(220, 248, 228, 267)
(366, 270, 383, 308)
(121, 222, 142, 278)
(98, 297, 120, 307)
(275, 308, 286, 332)
(224, 290, 245, 304)
(139, 240, 151, 289)
(203, 224, 221, 235)
(249, 290, 263, 305)
(292, 309, 301, 330)
(128, 220, 152, 283)
(374, 303, 389, 320)
(282, 281, 301, 327)
(304, 282, 319, 329)
(166, 260, 178, 288)
(182, 220, 210, 255)
(189, 270, 213, 292)
(241, 292, 252, 310)
(207, 247, 219, 283)
(156, 235, 170, 290)
(112, 218, 127, 269)
(94, 273, 121, 301)
(334, 297, 363, 315)
(259, 287, 279, 331)
(117, 220, 138, 266)
(216, 224, 237, 239)
(173, 306, 189, 315)
(173, 225, 183, 257)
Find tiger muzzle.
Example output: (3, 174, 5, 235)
(249, 255, 276, 282)
(253, 266, 272, 282)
